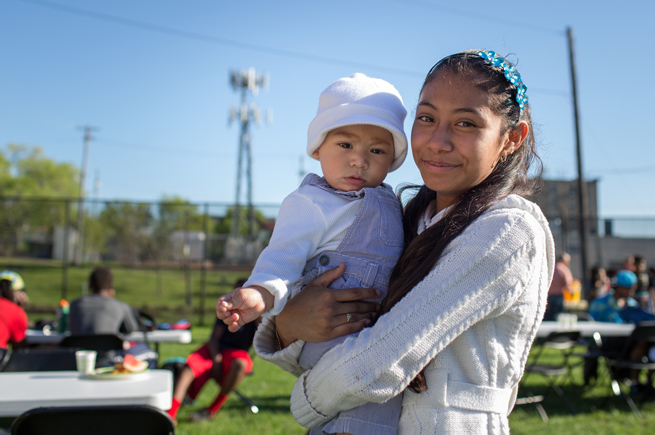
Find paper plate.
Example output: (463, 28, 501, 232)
(83, 367, 150, 380)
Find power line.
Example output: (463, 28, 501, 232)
(589, 165, 655, 176)
(583, 123, 652, 214)
(89, 137, 297, 160)
(15, 0, 422, 78)
(391, 0, 565, 36)
(99, 139, 227, 157)
(14, 0, 567, 98)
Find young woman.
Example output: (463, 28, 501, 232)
(255, 50, 555, 434)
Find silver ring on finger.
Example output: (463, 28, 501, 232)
(346, 313, 352, 323)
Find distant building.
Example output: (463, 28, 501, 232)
(528, 178, 655, 282)
(527, 178, 599, 232)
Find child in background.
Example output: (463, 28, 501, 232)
(0, 270, 28, 309)
(217, 73, 407, 435)
(0, 271, 28, 349)
(167, 279, 258, 424)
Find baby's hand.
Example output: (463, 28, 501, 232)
(216, 286, 274, 332)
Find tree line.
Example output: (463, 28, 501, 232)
(0, 144, 268, 265)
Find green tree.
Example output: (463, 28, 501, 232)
(5, 144, 78, 198)
(210, 206, 269, 263)
(0, 144, 79, 254)
(214, 206, 266, 236)
(82, 216, 110, 260)
(158, 196, 210, 232)
(143, 196, 214, 304)
(99, 202, 153, 263)
(140, 196, 213, 263)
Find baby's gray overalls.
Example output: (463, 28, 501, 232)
(295, 174, 404, 435)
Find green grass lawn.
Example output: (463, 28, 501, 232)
(508, 356, 655, 434)
(5, 258, 655, 433)
(158, 326, 306, 435)
(163, 329, 655, 435)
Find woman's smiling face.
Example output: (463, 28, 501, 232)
(411, 71, 514, 213)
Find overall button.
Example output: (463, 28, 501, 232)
(319, 255, 330, 266)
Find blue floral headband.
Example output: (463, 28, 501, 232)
(477, 50, 528, 112)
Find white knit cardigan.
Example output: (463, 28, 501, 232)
(254, 194, 555, 434)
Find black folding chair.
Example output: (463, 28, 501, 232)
(2, 347, 78, 372)
(10, 405, 174, 435)
(0, 347, 9, 371)
(59, 334, 126, 368)
(573, 331, 607, 387)
(519, 330, 581, 418)
(59, 333, 125, 352)
(514, 392, 548, 422)
(133, 308, 156, 351)
(603, 322, 655, 417)
(574, 312, 597, 324)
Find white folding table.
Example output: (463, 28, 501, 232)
(0, 369, 172, 418)
(537, 321, 635, 338)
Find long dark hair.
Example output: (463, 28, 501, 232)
(378, 51, 542, 393)
(1, 280, 14, 301)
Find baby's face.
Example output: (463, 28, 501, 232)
(312, 125, 394, 191)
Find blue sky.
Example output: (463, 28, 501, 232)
(1, 0, 653, 217)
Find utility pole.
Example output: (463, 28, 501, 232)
(567, 27, 589, 289)
(93, 170, 101, 216)
(228, 68, 270, 243)
(73, 125, 98, 266)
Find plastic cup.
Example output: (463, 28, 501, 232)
(75, 350, 97, 375)
(557, 313, 565, 326)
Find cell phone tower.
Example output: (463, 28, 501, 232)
(228, 68, 271, 242)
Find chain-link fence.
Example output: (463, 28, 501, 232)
(4, 196, 655, 322)
(0, 196, 281, 265)
(0, 196, 281, 325)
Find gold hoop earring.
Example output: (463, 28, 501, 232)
(500, 151, 507, 163)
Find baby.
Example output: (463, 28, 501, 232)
(217, 73, 406, 435)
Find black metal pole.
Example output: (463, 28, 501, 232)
(567, 27, 589, 290)
(199, 203, 209, 326)
(61, 200, 70, 300)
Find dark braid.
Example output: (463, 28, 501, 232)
(376, 51, 542, 393)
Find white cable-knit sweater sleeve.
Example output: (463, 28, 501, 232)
(290, 204, 551, 427)
(253, 315, 307, 377)
(244, 190, 328, 316)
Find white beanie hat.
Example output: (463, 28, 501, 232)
(307, 73, 408, 172)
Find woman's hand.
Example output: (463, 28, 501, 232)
(276, 263, 381, 347)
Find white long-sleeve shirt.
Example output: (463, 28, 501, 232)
(244, 179, 363, 316)
(254, 194, 555, 434)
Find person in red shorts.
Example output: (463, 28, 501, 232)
(167, 279, 259, 423)
(0, 273, 28, 349)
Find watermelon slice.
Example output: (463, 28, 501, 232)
(123, 354, 148, 372)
